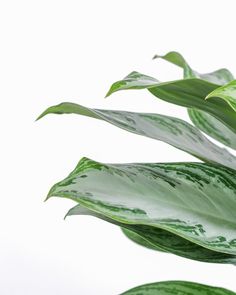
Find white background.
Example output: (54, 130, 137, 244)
(1, 0, 236, 294)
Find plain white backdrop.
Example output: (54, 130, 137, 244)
(1, 0, 236, 294)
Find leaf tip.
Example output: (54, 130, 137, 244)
(104, 89, 112, 98)
(152, 54, 160, 60)
(35, 107, 52, 121)
(35, 112, 45, 121)
(44, 193, 51, 202)
(44, 185, 56, 202)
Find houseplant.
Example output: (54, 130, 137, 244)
(38, 51, 236, 294)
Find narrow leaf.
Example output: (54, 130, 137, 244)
(37, 102, 236, 170)
(47, 157, 236, 256)
(120, 281, 236, 295)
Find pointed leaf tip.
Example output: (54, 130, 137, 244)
(36, 106, 54, 121)
(36, 111, 47, 121)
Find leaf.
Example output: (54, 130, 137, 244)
(37, 102, 236, 170)
(47, 157, 236, 256)
(206, 80, 236, 112)
(153, 51, 234, 85)
(66, 204, 236, 264)
(120, 281, 236, 295)
(188, 109, 236, 150)
(105, 71, 160, 97)
(106, 72, 236, 134)
(154, 51, 236, 149)
(121, 228, 166, 252)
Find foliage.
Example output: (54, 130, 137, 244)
(38, 51, 236, 293)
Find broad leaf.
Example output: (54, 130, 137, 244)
(66, 204, 236, 264)
(37, 102, 236, 170)
(154, 51, 236, 149)
(120, 281, 236, 295)
(47, 157, 236, 256)
(106, 72, 236, 134)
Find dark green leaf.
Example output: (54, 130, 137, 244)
(37, 102, 236, 170)
(120, 281, 236, 295)
(47, 157, 236, 256)
(67, 204, 236, 264)
(106, 72, 236, 134)
(154, 51, 236, 149)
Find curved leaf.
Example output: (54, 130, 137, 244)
(154, 51, 236, 149)
(106, 73, 236, 134)
(37, 102, 236, 170)
(47, 157, 236, 255)
(66, 204, 236, 264)
(206, 80, 236, 112)
(121, 228, 166, 252)
(188, 109, 236, 149)
(120, 281, 236, 295)
(153, 51, 234, 85)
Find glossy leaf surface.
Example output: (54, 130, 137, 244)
(37, 102, 236, 170)
(106, 72, 236, 134)
(120, 281, 235, 295)
(47, 157, 236, 255)
(67, 204, 236, 264)
(154, 51, 236, 149)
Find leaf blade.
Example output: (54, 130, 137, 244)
(154, 50, 236, 149)
(66, 204, 236, 264)
(120, 281, 236, 295)
(37, 102, 236, 170)
(48, 157, 236, 255)
(206, 80, 236, 112)
(106, 73, 236, 133)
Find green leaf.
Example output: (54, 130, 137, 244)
(121, 228, 166, 252)
(106, 72, 236, 134)
(154, 51, 236, 149)
(47, 157, 236, 256)
(105, 71, 160, 97)
(153, 51, 234, 84)
(107, 70, 236, 135)
(206, 80, 236, 112)
(66, 204, 236, 264)
(188, 109, 236, 150)
(120, 281, 236, 295)
(37, 102, 236, 170)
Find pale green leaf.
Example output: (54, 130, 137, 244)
(47, 157, 236, 256)
(37, 102, 236, 170)
(188, 109, 236, 149)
